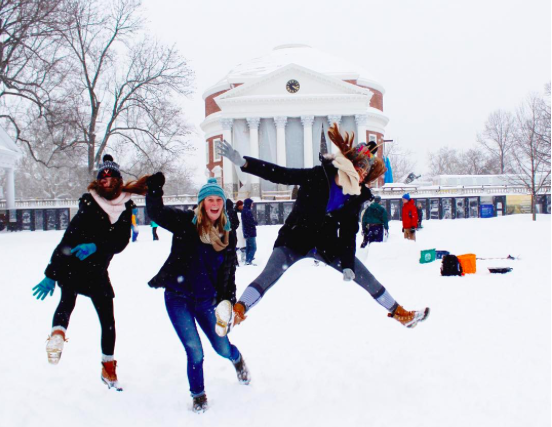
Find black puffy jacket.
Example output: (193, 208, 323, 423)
(45, 193, 133, 298)
(241, 156, 373, 271)
(146, 193, 237, 304)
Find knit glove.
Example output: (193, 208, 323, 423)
(219, 140, 246, 167)
(146, 172, 165, 197)
(71, 243, 97, 261)
(32, 277, 55, 300)
(343, 268, 355, 282)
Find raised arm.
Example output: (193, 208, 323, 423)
(146, 172, 190, 234)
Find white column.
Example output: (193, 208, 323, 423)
(220, 118, 235, 195)
(246, 117, 261, 198)
(327, 115, 341, 154)
(301, 115, 314, 168)
(355, 114, 368, 144)
(274, 116, 287, 166)
(6, 167, 16, 211)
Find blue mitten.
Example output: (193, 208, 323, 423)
(71, 243, 97, 260)
(32, 277, 55, 300)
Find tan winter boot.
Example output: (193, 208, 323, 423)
(101, 360, 123, 391)
(215, 301, 247, 337)
(388, 305, 430, 329)
(46, 330, 67, 365)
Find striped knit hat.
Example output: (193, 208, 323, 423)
(192, 178, 231, 231)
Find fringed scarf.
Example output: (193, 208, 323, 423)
(90, 190, 132, 224)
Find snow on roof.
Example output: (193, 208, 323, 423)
(0, 125, 21, 156)
(204, 44, 384, 98)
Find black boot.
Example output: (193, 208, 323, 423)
(192, 394, 208, 413)
(233, 355, 251, 385)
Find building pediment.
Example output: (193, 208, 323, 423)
(214, 64, 373, 117)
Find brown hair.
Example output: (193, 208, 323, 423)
(327, 123, 386, 184)
(87, 175, 149, 195)
(194, 200, 228, 236)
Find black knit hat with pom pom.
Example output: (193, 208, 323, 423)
(96, 154, 122, 180)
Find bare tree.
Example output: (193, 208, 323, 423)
(509, 90, 551, 220)
(458, 148, 497, 175)
(0, 0, 66, 111)
(477, 109, 515, 174)
(427, 147, 463, 177)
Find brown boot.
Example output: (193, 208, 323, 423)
(101, 360, 123, 391)
(388, 305, 430, 328)
(233, 302, 247, 326)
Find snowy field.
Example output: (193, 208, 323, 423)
(1, 214, 550, 427)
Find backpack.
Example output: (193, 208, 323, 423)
(441, 254, 463, 276)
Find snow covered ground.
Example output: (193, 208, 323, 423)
(1, 214, 550, 427)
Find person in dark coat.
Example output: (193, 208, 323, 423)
(145, 174, 250, 414)
(401, 193, 418, 241)
(360, 195, 389, 247)
(31, 155, 148, 391)
(214, 124, 430, 336)
(417, 202, 424, 229)
(241, 198, 258, 265)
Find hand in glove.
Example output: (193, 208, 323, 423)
(343, 268, 355, 282)
(146, 172, 166, 197)
(218, 140, 246, 167)
(71, 243, 97, 261)
(32, 277, 55, 300)
(410, 227, 416, 232)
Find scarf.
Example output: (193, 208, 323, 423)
(90, 190, 132, 224)
(332, 151, 361, 196)
(199, 226, 229, 252)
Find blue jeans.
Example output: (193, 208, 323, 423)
(164, 290, 240, 397)
(245, 237, 257, 263)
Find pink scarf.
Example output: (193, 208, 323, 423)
(90, 190, 132, 224)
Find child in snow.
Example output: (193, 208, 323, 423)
(360, 195, 389, 247)
(401, 193, 418, 241)
(145, 174, 250, 414)
(215, 124, 429, 336)
(31, 155, 148, 391)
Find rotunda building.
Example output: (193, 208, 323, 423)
(200, 44, 389, 198)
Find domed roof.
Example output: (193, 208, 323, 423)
(204, 44, 384, 98)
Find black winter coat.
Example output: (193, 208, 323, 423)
(241, 198, 257, 238)
(146, 193, 237, 304)
(45, 193, 133, 298)
(241, 156, 373, 271)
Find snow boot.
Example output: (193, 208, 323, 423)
(192, 394, 208, 413)
(388, 305, 430, 329)
(46, 330, 67, 365)
(233, 355, 251, 385)
(101, 360, 123, 391)
(215, 301, 247, 337)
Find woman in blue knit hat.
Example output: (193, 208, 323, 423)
(145, 173, 250, 414)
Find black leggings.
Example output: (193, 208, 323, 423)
(52, 287, 116, 356)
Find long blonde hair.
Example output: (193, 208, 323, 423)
(194, 200, 228, 236)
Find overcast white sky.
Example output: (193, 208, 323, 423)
(142, 0, 550, 179)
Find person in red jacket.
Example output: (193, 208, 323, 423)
(401, 193, 418, 241)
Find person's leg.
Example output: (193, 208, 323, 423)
(245, 237, 256, 264)
(52, 287, 78, 333)
(196, 300, 240, 362)
(238, 246, 304, 312)
(164, 290, 206, 397)
(152, 227, 159, 240)
(90, 294, 116, 359)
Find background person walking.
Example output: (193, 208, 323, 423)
(401, 193, 418, 241)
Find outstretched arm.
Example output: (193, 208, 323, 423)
(218, 140, 313, 186)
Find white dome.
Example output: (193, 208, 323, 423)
(204, 45, 384, 99)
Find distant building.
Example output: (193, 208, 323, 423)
(200, 44, 389, 198)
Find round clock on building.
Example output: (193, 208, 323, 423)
(286, 79, 300, 93)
